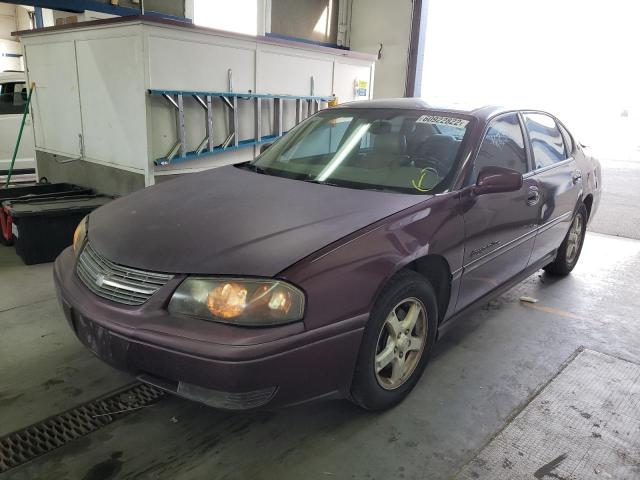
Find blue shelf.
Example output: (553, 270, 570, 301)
(149, 89, 333, 102)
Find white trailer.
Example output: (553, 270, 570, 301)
(16, 17, 376, 195)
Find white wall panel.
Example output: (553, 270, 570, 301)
(350, 0, 412, 98)
(333, 60, 374, 103)
(76, 36, 147, 171)
(25, 41, 82, 156)
(0, 16, 15, 42)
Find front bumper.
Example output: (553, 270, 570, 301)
(54, 247, 366, 409)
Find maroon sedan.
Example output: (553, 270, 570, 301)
(54, 99, 601, 411)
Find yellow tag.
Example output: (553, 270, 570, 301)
(411, 168, 438, 192)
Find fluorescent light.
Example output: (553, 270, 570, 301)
(317, 123, 371, 181)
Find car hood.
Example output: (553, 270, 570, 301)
(88, 166, 428, 276)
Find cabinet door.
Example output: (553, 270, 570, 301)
(25, 41, 82, 157)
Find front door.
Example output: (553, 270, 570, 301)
(521, 113, 582, 265)
(456, 113, 539, 311)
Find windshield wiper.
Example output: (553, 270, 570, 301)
(302, 178, 342, 187)
(242, 163, 267, 174)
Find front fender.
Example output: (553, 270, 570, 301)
(278, 192, 464, 331)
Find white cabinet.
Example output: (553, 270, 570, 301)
(18, 18, 376, 186)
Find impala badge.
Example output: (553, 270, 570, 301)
(471, 241, 501, 257)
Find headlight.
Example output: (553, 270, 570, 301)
(73, 215, 88, 256)
(168, 277, 305, 326)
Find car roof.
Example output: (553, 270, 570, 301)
(0, 71, 26, 83)
(334, 98, 521, 122)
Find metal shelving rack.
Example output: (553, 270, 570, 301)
(149, 89, 334, 166)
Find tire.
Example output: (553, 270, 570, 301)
(544, 203, 588, 276)
(350, 270, 438, 411)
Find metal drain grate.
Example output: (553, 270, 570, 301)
(0, 382, 165, 473)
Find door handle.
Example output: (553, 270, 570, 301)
(527, 186, 540, 206)
(572, 170, 582, 184)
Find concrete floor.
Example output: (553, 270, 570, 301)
(1, 230, 639, 480)
(588, 156, 640, 240)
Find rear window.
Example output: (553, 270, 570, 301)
(558, 123, 575, 156)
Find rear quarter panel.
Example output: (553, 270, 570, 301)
(279, 192, 465, 331)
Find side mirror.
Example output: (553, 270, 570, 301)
(473, 166, 523, 195)
(260, 143, 273, 154)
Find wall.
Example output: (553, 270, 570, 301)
(270, 0, 338, 44)
(349, 0, 413, 98)
(0, 38, 21, 70)
(14, 4, 30, 30)
(116, 0, 185, 17)
(1, 4, 30, 40)
(0, 4, 29, 70)
(0, 4, 17, 41)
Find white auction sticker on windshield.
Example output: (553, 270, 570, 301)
(416, 115, 468, 128)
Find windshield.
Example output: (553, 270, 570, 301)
(243, 108, 472, 194)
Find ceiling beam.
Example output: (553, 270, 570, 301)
(0, 0, 188, 22)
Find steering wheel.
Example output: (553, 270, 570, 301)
(416, 155, 447, 172)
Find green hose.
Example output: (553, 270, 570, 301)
(5, 82, 35, 188)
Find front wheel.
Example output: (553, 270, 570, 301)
(544, 203, 588, 276)
(350, 271, 437, 411)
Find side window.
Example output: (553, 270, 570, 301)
(472, 113, 527, 183)
(523, 113, 567, 169)
(0, 82, 27, 115)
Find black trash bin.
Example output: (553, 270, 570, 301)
(0, 182, 90, 201)
(5, 195, 113, 265)
(0, 183, 93, 245)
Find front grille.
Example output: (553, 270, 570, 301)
(76, 242, 173, 306)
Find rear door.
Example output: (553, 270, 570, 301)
(456, 113, 539, 311)
(522, 112, 582, 265)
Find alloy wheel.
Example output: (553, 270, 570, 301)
(566, 214, 584, 264)
(374, 297, 428, 390)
